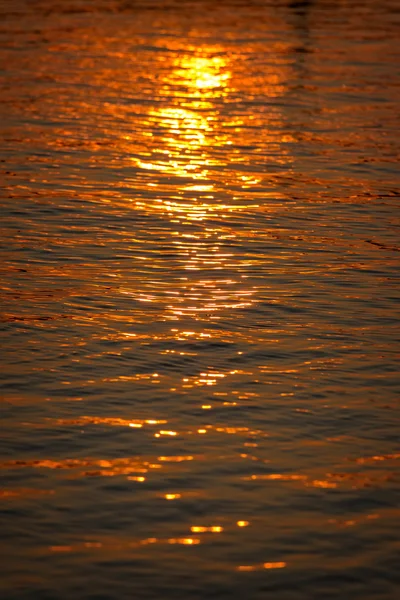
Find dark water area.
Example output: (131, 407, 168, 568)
(1, 0, 400, 598)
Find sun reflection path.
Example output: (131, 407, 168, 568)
(104, 37, 295, 327)
(132, 50, 232, 180)
(83, 42, 293, 330)
(124, 47, 266, 322)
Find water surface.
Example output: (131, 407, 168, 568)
(1, 1, 400, 598)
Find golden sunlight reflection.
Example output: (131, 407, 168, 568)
(237, 562, 287, 572)
(190, 526, 223, 533)
(116, 42, 292, 322)
(237, 521, 250, 527)
(6, 447, 389, 489)
(48, 536, 203, 554)
(132, 49, 232, 181)
(168, 54, 231, 94)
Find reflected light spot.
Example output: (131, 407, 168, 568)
(165, 493, 181, 500)
(309, 479, 337, 489)
(158, 456, 193, 462)
(191, 526, 223, 533)
(237, 521, 250, 527)
(168, 538, 200, 545)
(264, 562, 286, 569)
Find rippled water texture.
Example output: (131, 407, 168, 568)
(1, 0, 400, 598)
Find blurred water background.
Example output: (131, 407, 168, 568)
(1, 0, 399, 598)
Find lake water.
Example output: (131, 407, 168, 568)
(1, 1, 399, 598)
